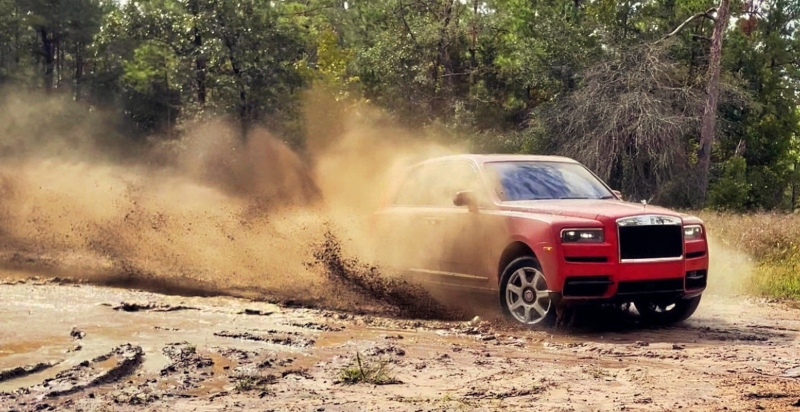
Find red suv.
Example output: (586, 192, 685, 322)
(373, 154, 709, 327)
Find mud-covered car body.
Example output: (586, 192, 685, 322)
(373, 154, 709, 326)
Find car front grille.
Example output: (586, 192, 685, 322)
(617, 215, 683, 262)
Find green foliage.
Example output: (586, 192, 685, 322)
(708, 156, 750, 212)
(753, 261, 800, 299)
(701, 212, 800, 299)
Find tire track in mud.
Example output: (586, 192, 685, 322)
(5, 345, 145, 399)
(0, 362, 60, 384)
(214, 331, 316, 348)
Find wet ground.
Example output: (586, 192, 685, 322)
(1, 274, 799, 411)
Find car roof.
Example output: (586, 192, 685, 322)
(415, 154, 579, 166)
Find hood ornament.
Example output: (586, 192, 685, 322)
(641, 199, 647, 209)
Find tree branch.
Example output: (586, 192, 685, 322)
(398, 4, 418, 46)
(660, 8, 717, 41)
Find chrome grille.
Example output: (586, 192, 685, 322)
(617, 215, 683, 262)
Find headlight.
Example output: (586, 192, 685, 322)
(684, 225, 703, 240)
(561, 228, 604, 243)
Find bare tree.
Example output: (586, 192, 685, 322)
(537, 42, 704, 203)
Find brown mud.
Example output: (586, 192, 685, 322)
(1, 277, 799, 411)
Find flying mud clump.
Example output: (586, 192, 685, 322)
(310, 229, 461, 321)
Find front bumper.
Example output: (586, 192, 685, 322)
(549, 228, 709, 301)
(555, 254, 708, 302)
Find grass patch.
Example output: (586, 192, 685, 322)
(699, 212, 800, 299)
(338, 352, 399, 385)
(232, 373, 277, 393)
(750, 263, 800, 298)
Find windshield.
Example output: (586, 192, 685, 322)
(484, 161, 614, 201)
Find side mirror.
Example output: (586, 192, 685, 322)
(454, 191, 478, 212)
(612, 190, 622, 199)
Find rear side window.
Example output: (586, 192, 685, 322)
(393, 162, 483, 207)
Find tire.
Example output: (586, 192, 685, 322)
(634, 295, 702, 325)
(499, 256, 556, 327)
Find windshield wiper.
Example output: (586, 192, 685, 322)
(558, 196, 592, 199)
(600, 195, 616, 199)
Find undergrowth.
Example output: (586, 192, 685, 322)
(232, 373, 277, 393)
(701, 212, 800, 299)
(338, 352, 399, 385)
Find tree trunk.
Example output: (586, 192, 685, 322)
(469, 0, 477, 87)
(190, 0, 206, 106)
(216, 14, 248, 140)
(432, 0, 454, 116)
(75, 42, 83, 100)
(39, 27, 55, 92)
(57, 35, 64, 89)
(793, 159, 798, 212)
(695, 0, 730, 206)
(194, 32, 207, 106)
(14, 5, 20, 68)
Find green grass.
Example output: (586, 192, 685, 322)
(700, 212, 800, 299)
(232, 373, 276, 393)
(750, 262, 800, 298)
(338, 352, 399, 385)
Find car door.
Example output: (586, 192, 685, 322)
(372, 164, 444, 276)
(435, 161, 506, 291)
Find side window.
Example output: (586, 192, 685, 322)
(393, 162, 484, 207)
(433, 162, 483, 206)
(393, 166, 430, 206)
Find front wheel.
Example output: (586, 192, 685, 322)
(499, 257, 556, 327)
(634, 295, 702, 325)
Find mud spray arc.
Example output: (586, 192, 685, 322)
(0, 90, 470, 319)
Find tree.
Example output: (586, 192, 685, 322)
(536, 42, 706, 203)
(15, 0, 104, 93)
(696, 0, 731, 205)
(0, 0, 23, 84)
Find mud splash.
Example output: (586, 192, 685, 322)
(311, 230, 461, 320)
(0, 90, 465, 320)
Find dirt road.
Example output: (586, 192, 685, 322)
(1, 274, 799, 412)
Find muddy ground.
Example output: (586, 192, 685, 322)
(0, 272, 799, 411)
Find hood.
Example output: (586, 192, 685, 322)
(498, 199, 680, 221)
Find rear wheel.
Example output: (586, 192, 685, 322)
(634, 295, 702, 325)
(499, 257, 556, 327)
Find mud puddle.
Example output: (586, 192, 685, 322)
(1, 279, 799, 411)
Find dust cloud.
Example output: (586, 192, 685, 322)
(0, 89, 464, 318)
(705, 236, 754, 296)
